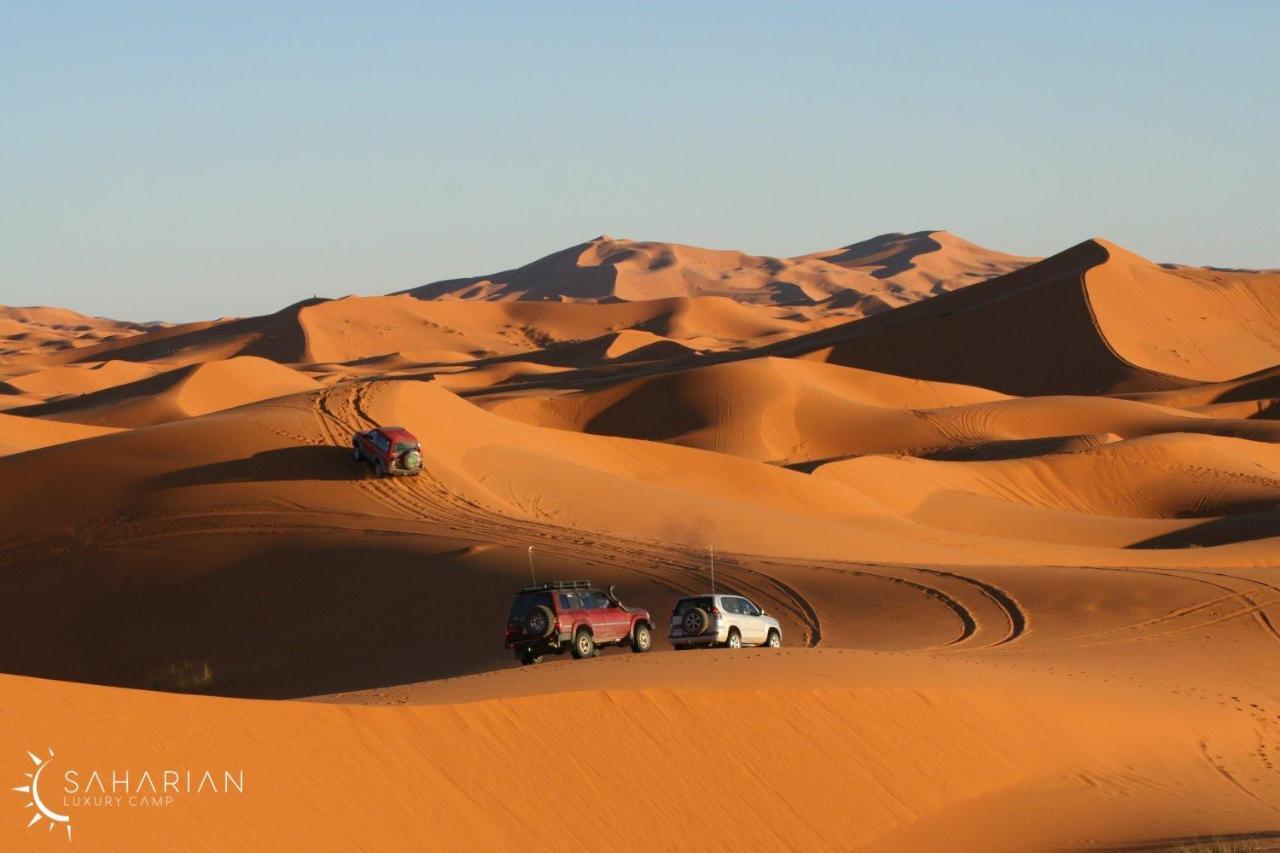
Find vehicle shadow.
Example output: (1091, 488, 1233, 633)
(146, 445, 361, 487)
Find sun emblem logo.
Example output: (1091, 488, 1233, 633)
(12, 748, 72, 841)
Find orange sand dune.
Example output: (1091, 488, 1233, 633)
(799, 229, 1034, 294)
(765, 238, 1280, 395)
(297, 294, 806, 365)
(11, 356, 321, 427)
(0, 359, 158, 400)
(58, 295, 805, 377)
(49, 300, 323, 369)
(3, 231, 1280, 853)
(0, 412, 121, 456)
(487, 355, 1280, 464)
(814, 433, 1280, 548)
(4, 646, 1279, 852)
(0, 305, 156, 371)
(1117, 363, 1280, 415)
(1087, 251, 1280, 382)
(402, 231, 1026, 308)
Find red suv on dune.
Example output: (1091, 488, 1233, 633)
(353, 426, 422, 477)
(505, 580, 653, 665)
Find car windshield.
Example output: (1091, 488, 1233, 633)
(674, 597, 713, 615)
(393, 442, 418, 453)
(508, 592, 552, 620)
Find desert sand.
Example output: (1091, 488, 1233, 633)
(3, 232, 1279, 851)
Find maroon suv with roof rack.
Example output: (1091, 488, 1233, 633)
(353, 426, 422, 477)
(505, 580, 654, 665)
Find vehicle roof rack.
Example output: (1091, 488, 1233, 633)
(518, 579, 593, 593)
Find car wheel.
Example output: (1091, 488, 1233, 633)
(571, 629, 595, 660)
(519, 651, 542, 666)
(682, 608, 711, 637)
(352, 443, 362, 462)
(631, 623, 652, 654)
(726, 628, 742, 649)
(766, 630, 781, 648)
(524, 605, 555, 639)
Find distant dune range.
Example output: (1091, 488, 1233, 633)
(2, 230, 1280, 852)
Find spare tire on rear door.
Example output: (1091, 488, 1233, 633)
(524, 605, 554, 639)
(682, 608, 711, 637)
(401, 449, 422, 471)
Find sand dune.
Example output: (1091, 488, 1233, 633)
(799, 229, 1033, 293)
(4, 231, 1280, 852)
(0, 412, 121, 456)
(5, 646, 1279, 852)
(0, 305, 156, 373)
(402, 231, 1027, 308)
(487, 355, 1280, 464)
(764, 238, 1280, 395)
(11, 356, 322, 427)
(0, 359, 158, 401)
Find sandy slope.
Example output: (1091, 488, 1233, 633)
(2, 232, 1279, 852)
(799, 229, 1033, 293)
(10, 356, 322, 427)
(0, 412, 121, 456)
(486, 355, 1280, 459)
(0, 305, 156, 374)
(3, 377, 1279, 705)
(764, 238, 1280, 396)
(5, 646, 1279, 852)
(402, 231, 1029, 307)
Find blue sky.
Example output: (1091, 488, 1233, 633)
(2, 1, 1277, 321)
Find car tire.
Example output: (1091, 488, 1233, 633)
(630, 623, 652, 654)
(352, 443, 362, 462)
(524, 605, 555, 639)
(766, 629, 781, 648)
(571, 629, 595, 660)
(519, 651, 542, 666)
(726, 628, 742, 649)
(682, 608, 711, 637)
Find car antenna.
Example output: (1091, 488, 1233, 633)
(708, 544, 715, 595)
(527, 545, 537, 585)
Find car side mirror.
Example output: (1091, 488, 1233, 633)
(759, 609, 766, 616)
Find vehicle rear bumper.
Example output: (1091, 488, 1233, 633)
(668, 627, 728, 646)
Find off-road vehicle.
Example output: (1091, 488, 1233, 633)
(353, 426, 422, 477)
(668, 594, 782, 649)
(505, 580, 654, 665)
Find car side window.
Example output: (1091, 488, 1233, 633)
(558, 593, 576, 610)
(722, 598, 741, 615)
(588, 592, 609, 609)
(742, 599, 760, 617)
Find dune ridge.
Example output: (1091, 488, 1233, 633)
(3, 230, 1280, 852)
(401, 231, 1031, 307)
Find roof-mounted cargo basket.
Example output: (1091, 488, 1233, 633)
(518, 579, 594, 593)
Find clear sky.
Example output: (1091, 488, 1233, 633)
(2, 1, 1277, 321)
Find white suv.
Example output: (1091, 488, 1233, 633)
(668, 594, 782, 649)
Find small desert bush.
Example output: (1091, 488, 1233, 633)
(143, 660, 215, 693)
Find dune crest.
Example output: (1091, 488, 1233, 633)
(401, 231, 1030, 308)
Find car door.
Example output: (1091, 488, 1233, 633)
(721, 596, 745, 641)
(736, 597, 765, 644)
(556, 592, 580, 642)
(591, 591, 628, 642)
